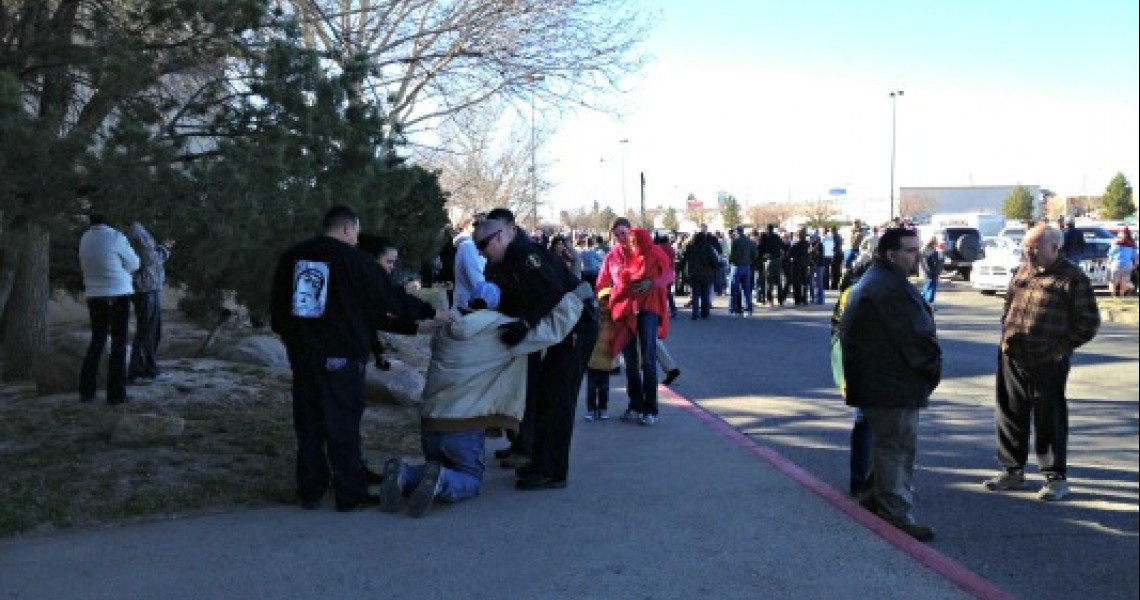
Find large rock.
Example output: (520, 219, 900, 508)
(364, 362, 424, 407)
(379, 332, 431, 369)
(110, 413, 186, 446)
(34, 330, 130, 396)
(213, 335, 289, 368)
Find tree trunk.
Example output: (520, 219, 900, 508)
(1, 224, 51, 381)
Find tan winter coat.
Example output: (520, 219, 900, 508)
(419, 293, 584, 432)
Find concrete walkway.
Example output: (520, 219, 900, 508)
(0, 387, 1012, 600)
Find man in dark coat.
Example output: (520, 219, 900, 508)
(839, 227, 941, 542)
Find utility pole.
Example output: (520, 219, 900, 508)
(889, 90, 904, 221)
(619, 138, 629, 216)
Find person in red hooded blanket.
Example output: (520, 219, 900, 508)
(597, 221, 673, 426)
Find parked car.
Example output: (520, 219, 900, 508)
(918, 226, 984, 280)
(972, 237, 1021, 294)
(971, 226, 1114, 295)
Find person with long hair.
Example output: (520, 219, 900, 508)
(597, 222, 672, 426)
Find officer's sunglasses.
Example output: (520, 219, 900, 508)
(475, 229, 502, 251)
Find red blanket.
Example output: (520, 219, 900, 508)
(609, 228, 671, 356)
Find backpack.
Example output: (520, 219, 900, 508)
(829, 264, 869, 397)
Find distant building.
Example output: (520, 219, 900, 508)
(899, 185, 1044, 223)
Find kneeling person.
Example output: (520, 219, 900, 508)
(378, 282, 585, 517)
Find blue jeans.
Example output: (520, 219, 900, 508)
(622, 311, 660, 416)
(403, 429, 486, 503)
(811, 265, 827, 304)
(921, 278, 938, 305)
(690, 281, 711, 319)
(730, 265, 753, 313)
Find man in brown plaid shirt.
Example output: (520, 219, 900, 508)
(983, 224, 1100, 501)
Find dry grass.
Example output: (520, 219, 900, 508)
(0, 360, 421, 537)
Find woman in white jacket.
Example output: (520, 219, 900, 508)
(78, 213, 140, 404)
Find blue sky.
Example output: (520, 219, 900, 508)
(541, 0, 1140, 220)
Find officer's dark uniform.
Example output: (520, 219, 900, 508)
(486, 228, 598, 485)
(270, 235, 407, 509)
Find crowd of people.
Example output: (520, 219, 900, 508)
(75, 206, 1112, 535)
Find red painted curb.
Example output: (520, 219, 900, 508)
(657, 386, 1018, 600)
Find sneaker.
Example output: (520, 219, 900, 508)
(662, 368, 681, 386)
(1037, 478, 1071, 501)
(639, 414, 659, 427)
(377, 458, 405, 513)
(584, 411, 596, 422)
(154, 372, 174, 382)
(983, 469, 1028, 491)
(407, 461, 442, 518)
(619, 409, 640, 423)
(598, 410, 610, 420)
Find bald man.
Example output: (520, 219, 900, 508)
(983, 224, 1100, 502)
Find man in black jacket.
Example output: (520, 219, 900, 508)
(475, 208, 597, 490)
(271, 205, 452, 512)
(839, 227, 941, 542)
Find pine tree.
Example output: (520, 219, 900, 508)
(1100, 173, 1136, 220)
(721, 195, 743, 228)
(1002, 186, 1035, 221)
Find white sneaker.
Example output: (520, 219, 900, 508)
(1037, 478, 1071, 501)
(983, 469, 1028, 491)
(639, 414, 659, 427)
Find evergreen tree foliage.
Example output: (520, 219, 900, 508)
(1100, 173, 1135, 220)
(721, 195, 743, 228)
(170, 35, 447, 324)
(1002, 186, 1035, 221)
(662, 207, 680, 232)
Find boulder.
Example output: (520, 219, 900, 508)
(34, 330, 129, 396)
(110, 413, 186, 446)
(380, 332, 431, 369)
(364, 362, 424, 407)
(212, 335, 289, 368)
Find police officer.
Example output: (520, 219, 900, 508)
(271, 205, 452, 511)
(474, 208, 597, 489)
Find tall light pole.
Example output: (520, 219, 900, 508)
(619, 138, 629, 216)
(530, 92, 538, 230)
(528, 75, 545, 230)
(889, 90, 904, 221)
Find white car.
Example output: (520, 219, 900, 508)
(972, 237, 1022, 295)
(972, 227, 1114, 295)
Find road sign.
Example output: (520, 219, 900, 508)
(829, 188, 847, 196)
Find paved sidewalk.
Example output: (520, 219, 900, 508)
(0, 388, 1006, 600)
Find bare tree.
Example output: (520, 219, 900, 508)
(801, 198, 839, 227)
(290, 0, 653, 142)
(746, 203, 797, 229)
(421, 102, 554, 226)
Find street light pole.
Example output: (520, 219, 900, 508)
(619, 138, 629, 216)
(530, 91, 538, 230)
(527, 75, 545, 231)
(889, 90, 904, 221)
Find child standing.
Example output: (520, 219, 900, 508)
(584, 288, 615, 421)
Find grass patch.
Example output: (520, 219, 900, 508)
(0, 370, 421, 537)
